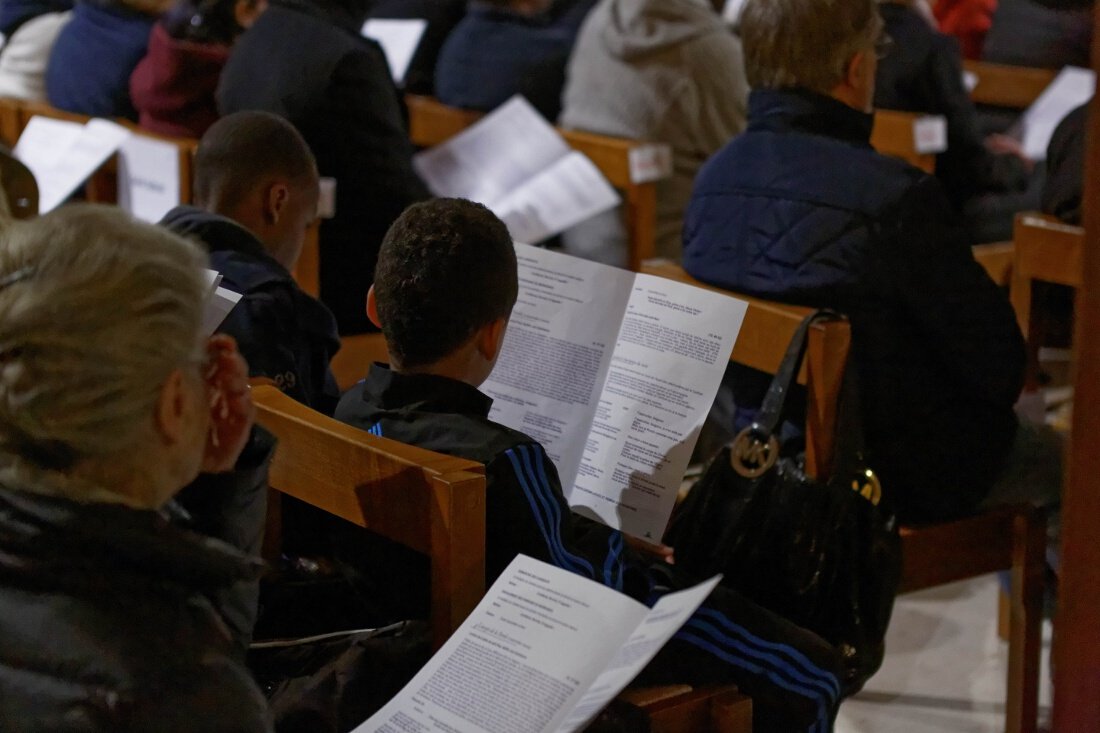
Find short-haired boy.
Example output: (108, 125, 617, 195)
(336, 198, 845, 732)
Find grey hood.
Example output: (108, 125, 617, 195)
(600, 0, 725, 59)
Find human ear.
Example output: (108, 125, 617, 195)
(477, 317, 509, 362)
(366, 285, 383, 329)
(264, 182, 290, 225)
(153, 368, 188, 447)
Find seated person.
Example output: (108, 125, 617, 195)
(0, 0, 73, 100)
(335, 197, 846, 732)
(129, 0, 266, 138)
(434, 0, 596, 120)
(366, 0, 466, 95)
(684, 0, 1060, 524)
(1042, 100, 1087, 224)
(875, 0, 1037, 243)
(559, 0, 747, 263)
(160, 111, 340, 414)
(981, 0, 1092, 69)
(218, 0, 430, 335)
(0, 205, 268, 731)
(46, 0, 172, 119)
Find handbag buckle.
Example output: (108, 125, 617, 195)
(729, 424, 780, 478)
(851, 468, 883, 506)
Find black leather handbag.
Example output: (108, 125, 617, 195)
(664, 310, 901, 696)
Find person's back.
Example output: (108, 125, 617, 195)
(217, 0, 429, 334)
(434, 0, 595, 120)
(684, 0, 1027, 523)
(0, 0, 73, 100)
(559, 0, 747, 260)
(335, 198, 846, 731)
(982, 0, 1092, 68)
(161, 111, 341, 414)
(46, 0, 168, 118)
(874, 0, 1034, 242)
(129, 0, 264, 138)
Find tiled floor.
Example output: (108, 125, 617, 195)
(836, 574, 1053, 732)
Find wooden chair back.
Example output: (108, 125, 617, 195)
(0, 97, 198, 208)
(0, 148, 38, 219)
(870, 109, 937, 173)
(405, 95, 668, 270)
(252, 384, 487, 648)
(640, 260, 851, 481)
(1010, 212, 1085, 334)
(963, 60, 1056, 109)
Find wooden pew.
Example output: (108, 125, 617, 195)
(974, 241, 1016, 286)
(0, 149, 38, 219)
(0, 96, 198, 208)
(252, 384, 487, 648)
(870, 109, 938, 173)
(963, 60, 1057, 110)
(641, 259, 1046, 733)
(405, 94, 669, 271)
(253, 383, 752, 731)
(1010, 213, 1085, 336)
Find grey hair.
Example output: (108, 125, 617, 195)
(0, 205, 208, 496)
(740, 0, 883, 95)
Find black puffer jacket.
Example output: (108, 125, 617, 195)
(683, 88, 1026, 523)
(0, 482, 270, 732)
(217, 0, 430, 334)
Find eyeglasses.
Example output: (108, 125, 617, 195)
(874, 33, 895, 60)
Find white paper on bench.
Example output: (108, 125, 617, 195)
(116, 134, 180, 223)
(352, 554, 720, 733)
(1020, 66, 1095, 160)
(14, 116, 131, 212)
(361, 18, 428, 86)
(413, 96, 620, 243)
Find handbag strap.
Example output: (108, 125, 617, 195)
(755, 309, 842, 434)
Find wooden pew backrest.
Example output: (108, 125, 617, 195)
(963, 61, 1056, 110)
(871, 110, 937, 173)
(640, 259, 851, 480)
(252, 384, 487, 647)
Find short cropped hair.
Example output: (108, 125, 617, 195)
(740, 0, 882, 95)
(193, 111, 317, 210)
(0, 205, 207, 489)
(374, 199, 518, 369)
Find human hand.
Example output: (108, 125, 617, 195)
(202, 334, 254, 473)
(626, 535, 676, 565)
(986, 134, 1035, 172)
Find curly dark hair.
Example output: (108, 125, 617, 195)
(374, 199, 518, 369)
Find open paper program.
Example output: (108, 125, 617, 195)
(482, 245, 748, 541)
(354, 554, 720, 733)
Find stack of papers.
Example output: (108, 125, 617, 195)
(413, 96, 621, 244)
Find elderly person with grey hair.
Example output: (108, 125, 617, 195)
(0, 205, 271, 732)
(683, 0, 1058, 526)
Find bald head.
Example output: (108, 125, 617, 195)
(193, 111, 320, 270)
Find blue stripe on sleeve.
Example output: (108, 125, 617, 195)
(518, 445, 594, 577)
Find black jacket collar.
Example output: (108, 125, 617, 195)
(362, 363, 494, 417)
(161, 206, 270, 261)
(747, 88, 875, 147)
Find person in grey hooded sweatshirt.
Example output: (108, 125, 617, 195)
(559, 0, 747, 264)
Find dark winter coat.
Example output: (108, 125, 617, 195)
(217, 0, 430, 334)
(0, 480, 271, 732)
(161, 206, 341, 415)
(45, 0, 156, 119)
(683, 87, 1026, 522)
